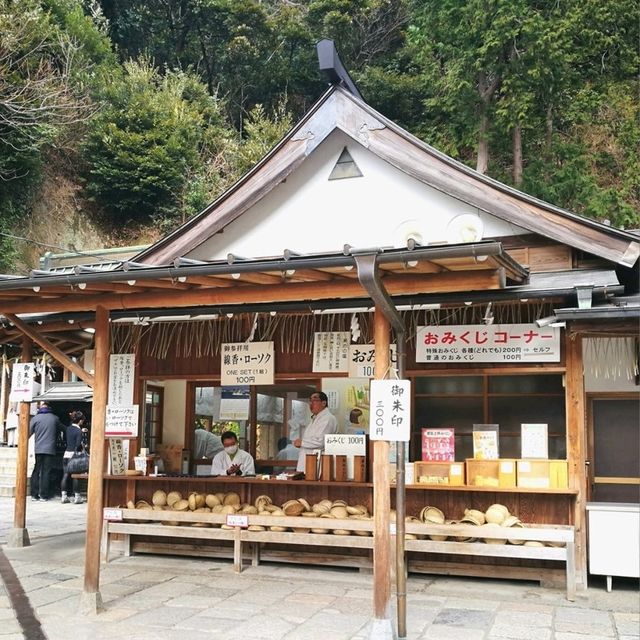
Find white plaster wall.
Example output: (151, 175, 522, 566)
(161, 380, 187, 445)
(188, 130, 526, 261)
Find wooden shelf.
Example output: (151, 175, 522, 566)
(103, 475, 575, 495)
(405, 483, 577, 495)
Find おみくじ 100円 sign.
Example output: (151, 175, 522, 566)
(369, 380, 411, 441)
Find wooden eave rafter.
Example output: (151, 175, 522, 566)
(0, 269, 505, 316)
(133, 88, 639, 269)
(4, 313, 95, 386)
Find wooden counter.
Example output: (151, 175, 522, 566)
(104, 475, 576, 525)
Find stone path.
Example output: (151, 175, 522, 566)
(0, 497, 638, 639)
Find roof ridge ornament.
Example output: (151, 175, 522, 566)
(316, 39, 363, 100)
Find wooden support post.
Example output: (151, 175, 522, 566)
(80, 306, 109, 615)
(565, 330, 587, 591)
(0, 354, 8, 445)
(7, 338, 32, 548)
(370, 308, 393, 640)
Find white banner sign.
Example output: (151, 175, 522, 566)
(105, 404, 139, 437)
(221, 342, 274, 385)
(312, 332, 350, 372)
(219, 386, 250, 420)
(108, 354, 135, 406)
(369, 379, 411, 441)
(10, 363, 37, 402)
(416, 324, 560, 363)
(348, 344, 397, 378)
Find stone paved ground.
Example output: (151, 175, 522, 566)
(0, 497, 638, 640)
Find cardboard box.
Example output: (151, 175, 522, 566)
(549, 460, 569, 488)
(466, 459, 517, 488)
(517, 459, 551, 488)
(414, 461, 465, 486)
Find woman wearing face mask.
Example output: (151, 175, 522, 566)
(210, 431, 255, 476)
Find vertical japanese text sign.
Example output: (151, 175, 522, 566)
(369, 380, 411, 441)
(106, 354, 138, 437)
(10, 363, 36, 401)
(108, 354, 135, 405)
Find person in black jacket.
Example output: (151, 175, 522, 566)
(60, 410, 86, 504)
(29, 402, 64, 501)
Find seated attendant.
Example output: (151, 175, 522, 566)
(210, 431, 255, 476)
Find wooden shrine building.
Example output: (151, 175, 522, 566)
(0, 69, 638, 634)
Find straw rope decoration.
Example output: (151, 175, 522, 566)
(108, 301, 560, 361)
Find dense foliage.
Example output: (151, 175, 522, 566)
(0, 0, 637, 270)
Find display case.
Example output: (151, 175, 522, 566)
(414, 461, 465, 486)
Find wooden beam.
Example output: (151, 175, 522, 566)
(11, 337, 31, 545)
(565, 332, 587, 590)
(372, 308, 392, 632)
(82, 306, 109, 609)
(4, 314, 95, 386)
(0, 270, 503, 315)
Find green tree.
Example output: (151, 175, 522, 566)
(83, 59, 235, 229)
(0, 0, 110, 271)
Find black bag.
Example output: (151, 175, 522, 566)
(66, 450, 90, 474)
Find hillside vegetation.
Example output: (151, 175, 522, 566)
(1, 0, 638, 273)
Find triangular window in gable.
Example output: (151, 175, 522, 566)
(328, 147, 363, 180)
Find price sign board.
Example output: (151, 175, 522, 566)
(221, 342, 274, 385)
(369, 380, 411, 441)
(103, 508, 123, 521)
(416, 324, 560, 363)
(324, 433, 366, 479)
(226, 514, 248, 528)
(348, 345, 397, 378)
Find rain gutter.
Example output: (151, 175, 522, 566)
(4, 241, 523, 291)
(352, 250, 407, 640)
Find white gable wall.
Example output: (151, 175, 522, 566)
(188, 130, 527, 261)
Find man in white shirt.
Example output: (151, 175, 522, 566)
(211, 431, 255, 476)
(294, 391, 337, 473)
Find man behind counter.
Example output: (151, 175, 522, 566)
(294, 391, 337, 472)
(211, 431, 255, 476)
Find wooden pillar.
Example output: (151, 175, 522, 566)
(80, 306, 109, 614)
(370, 308, 393, 639)
(565, 330, 587, 590)
(0, 354, 8, 445)
(7, 338, 32, 547)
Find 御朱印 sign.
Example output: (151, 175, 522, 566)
(221, 342, 274, 385)
(416, 324, 560, 363)
(369, 380, 411, 442)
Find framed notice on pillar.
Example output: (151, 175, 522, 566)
(369, 380, 411, 441)
(108, 354, 135, 406)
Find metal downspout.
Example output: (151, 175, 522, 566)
(353, 252, 407, 640)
